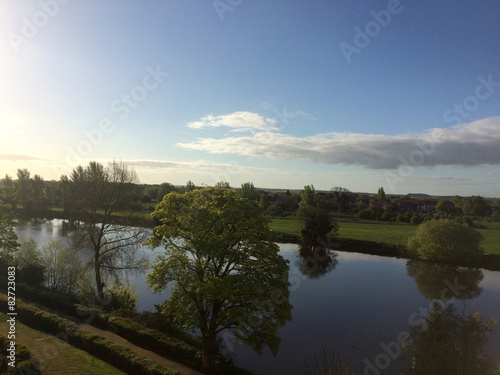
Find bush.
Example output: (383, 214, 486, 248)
(407, 219, 484, 263)
(0, 333, 40, 374)
(358, 208, 375, 220)
(104, 279, 139, 313)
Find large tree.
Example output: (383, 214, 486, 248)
(146, 187, 292, 370)
(63, 161, 150, 302)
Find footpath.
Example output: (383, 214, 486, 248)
(2, 293, 204, 375)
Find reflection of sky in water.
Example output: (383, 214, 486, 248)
(14, 221, 500, 375)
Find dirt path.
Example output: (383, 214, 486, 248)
(5, 294, 204, 375)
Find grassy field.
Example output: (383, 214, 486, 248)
(0, 312, 125, 375)
(269, 218, 500, 255)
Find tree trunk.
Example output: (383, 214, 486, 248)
(201, 334, 215, 370)
(94, 253, 105, 303)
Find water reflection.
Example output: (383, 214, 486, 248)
(402, 303, 499, 375)
(297, 244, 339, 279)
(406, 260, 484, 301)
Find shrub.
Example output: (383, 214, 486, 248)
(0, 333, 40, 374)
(407, 219, 484, 263)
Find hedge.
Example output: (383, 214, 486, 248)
(76, 305, 202, 370)
(0, 333, 40, 374)
(0, 295, 179, 375)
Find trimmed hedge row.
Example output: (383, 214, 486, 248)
(0, 295, 179, 375)
(76, 305, 202, 370)
(0, 332, 40, 374)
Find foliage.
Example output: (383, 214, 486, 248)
(62, 161, 150, 301)
(402, 303, 498, 375)
(40, 239, 83, 294)
(453, 195, 489, 216)
(259, 193, 271, 209)
(407, 219, 484, 263)
(267, 203, 284, 217)
(0, 201, 18, 261)
(0, 332, 40, 374)
(157, 182, 177, 201)
(377, 186, 386, 200)
(105, 279, 139, 313)
(239, 181, 257, 200)
(0, 295, 179, 375)
(299, 185, 315, 208)
(13, 236, 40, 269)
(330, 187, 352, 213)
(146, 187, 292, 370)
(185, 180, 196, 192)
(13, 236, 45, 286)
(215, 181, 231, 189)
(298, 205, 338, 244)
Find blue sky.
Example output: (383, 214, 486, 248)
(1, 0, 499, 196)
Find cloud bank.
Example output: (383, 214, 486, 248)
(178, 116, 500, 169)
(187, 111, 279, 132)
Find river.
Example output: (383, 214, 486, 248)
(14, 219, 500, 375)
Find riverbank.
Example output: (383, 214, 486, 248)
(270, 219, 500, 272)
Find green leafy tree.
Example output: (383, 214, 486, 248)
(185, 180, 196, 192)
(156, 182, 177, 201)
(239, 181, 256, 200)
(215, 181, 230, 189)
(40, 239, 82, 294)
(331, 187, 351, 213)
(407, 219, 484, 263)
(16, 168, 33, 211)
(260, 193, 271, 209)
(402, 304, 498, 375)
(377, 187, 386, 200)
(436, 199, 454, 217)
(298, 205, 338, 244)
(0, 175, 16, 206)
(0, 201, 18, 261)
(299, 185, 315, 208)
(63, 161, 150, 302)
(146, 187, 292, 370)
(14, 237, 45, 286)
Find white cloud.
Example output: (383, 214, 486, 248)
(186, 111, 279, 132)
(178, 117, 500, 169)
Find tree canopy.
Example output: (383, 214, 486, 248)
(407, 219, 484, 263)
(146, 187, 292, 370)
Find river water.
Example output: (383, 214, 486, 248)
(14, 219, 500, 375)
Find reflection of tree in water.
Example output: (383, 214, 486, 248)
(402, 303, 499, 375)
(406, 259, 484, 301)
(297, 244, 339, 279)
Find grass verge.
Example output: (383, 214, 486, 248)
(0, 312, 126, 375)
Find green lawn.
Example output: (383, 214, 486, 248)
(0, 312, 126, 375)
(270, 218, 500, 255)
